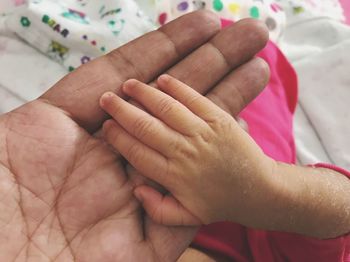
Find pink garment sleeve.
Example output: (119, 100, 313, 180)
(340, 0, 350, 25)
(312, 163, 350, 178)
(265, 163, 350, 262)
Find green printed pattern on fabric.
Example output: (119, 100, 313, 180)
(4, 0, 155, 71)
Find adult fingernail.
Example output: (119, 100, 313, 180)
(158, 74, 170, 84)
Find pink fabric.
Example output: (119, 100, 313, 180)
(193, 37, 350, 261)
(313, 163, 350, 177)
(239, 40, 297, 164)
(340, 0, 350, 25)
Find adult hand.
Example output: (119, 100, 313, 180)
(0, 11, 268, 261)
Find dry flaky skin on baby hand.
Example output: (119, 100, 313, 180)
(99, 74, 276, 226)
(99, 75, 350, 239)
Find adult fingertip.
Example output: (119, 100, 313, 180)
(237, 18, 269, 50)
(159, 10, 221, 55)
(194, 10, 221, 31)
(253, 57, 270, 87)
(246, 57, 270, 93)
(209, 18, 269, 69)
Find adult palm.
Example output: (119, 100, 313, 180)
(0, 12, 268, 261)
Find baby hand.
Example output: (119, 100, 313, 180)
(100, 75, 275, 226)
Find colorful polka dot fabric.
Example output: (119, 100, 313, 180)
(1, 0, 346, 71)
(154, 0, 347, 42)
(277, 0, 345, 25)
(2, 0, 155, 71)
(155, 0, 287, 41)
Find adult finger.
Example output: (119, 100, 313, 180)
(206, 57, 270, 117)
(41, 15, 268, 132)
(41, 11, 221, 132)
(164, 18, 268, 97)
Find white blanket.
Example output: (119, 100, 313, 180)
(280, 18, 350, 169)
(0, 22, 66, 112)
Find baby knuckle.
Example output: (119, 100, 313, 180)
(177, 144, 198, 160)
(167, 136, 195, 160)
(167, 135, 180, 152)
(184, 94, 201, 108)
(127, 143, 145, 165)
(198, 129, 214, 144)
(103, 121, 117, 140)
(180, 148, 197, 160)
(108, 102, 123, 117)
(210, 114, 233, 130)
(132, 117, 155, 140)
(157, 98, 178, 116)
